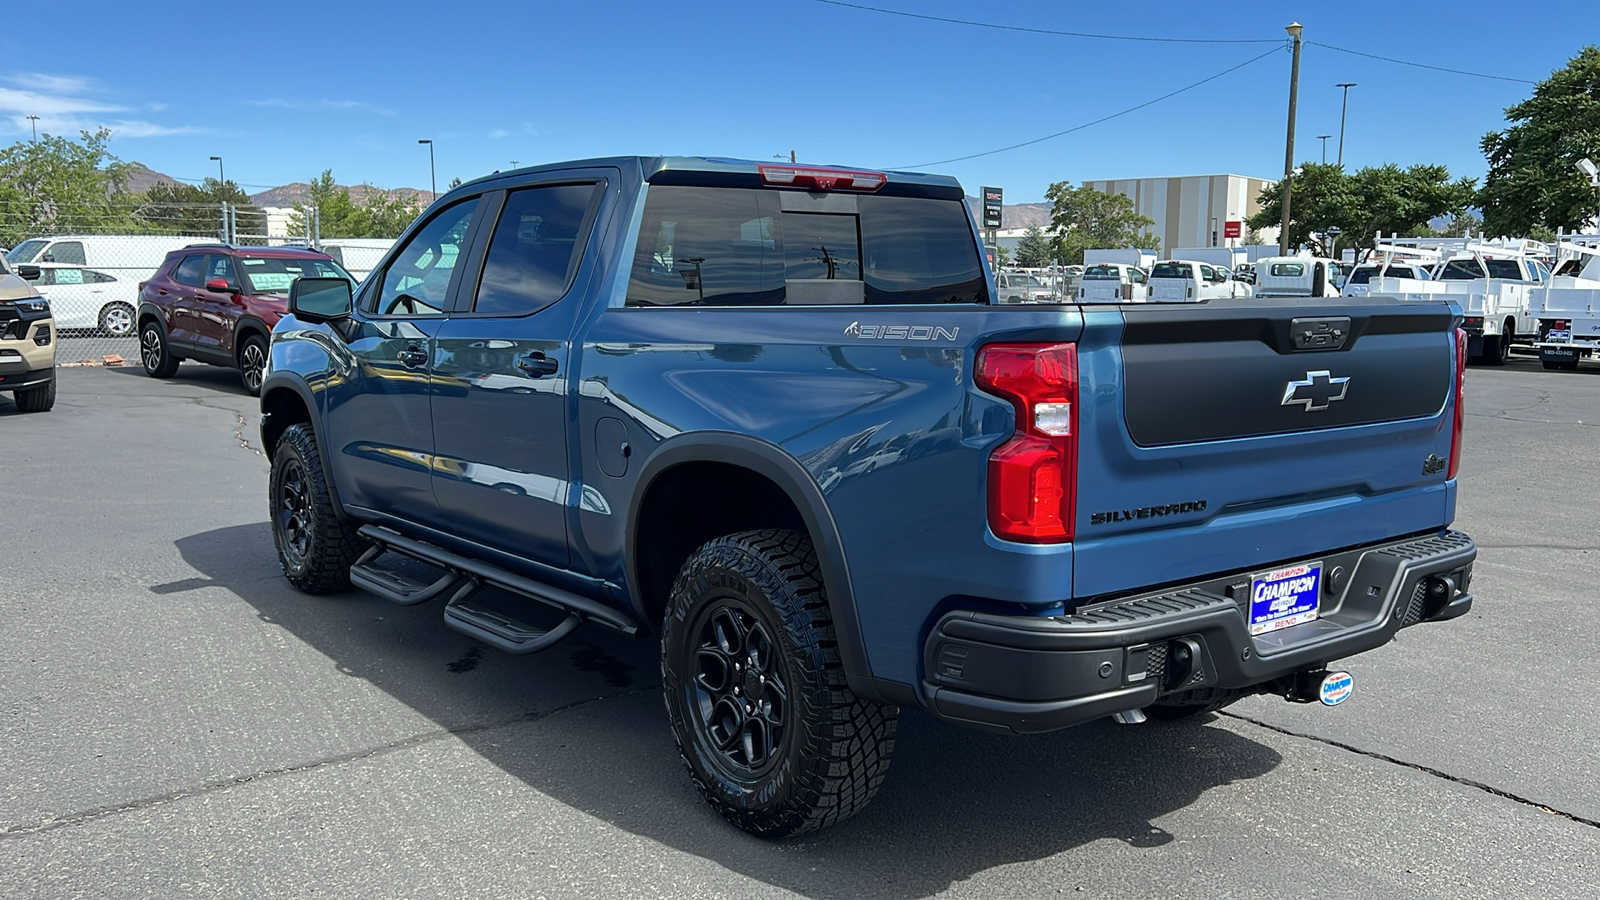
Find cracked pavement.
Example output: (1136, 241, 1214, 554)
(2, 361, 1597, 899)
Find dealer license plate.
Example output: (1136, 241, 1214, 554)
(1249, 562, 1322, 635)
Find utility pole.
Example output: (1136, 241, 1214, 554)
(1279, 22, 1304, 256)
(26, 115, 40, 142)
(1317, 135, 1332, 164)
(1336, 83, 1357, 167)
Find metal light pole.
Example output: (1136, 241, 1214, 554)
(1317, 135, 1332, 164)
(1336, 83, 1357, 167)
(26, 115, 40, 141)
(1279, 22, 1304, 256)
(209, 155, 224, 187)
(418, 139, 436, 202)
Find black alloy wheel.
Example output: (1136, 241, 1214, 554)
(276, 455, 313, 570)
(688, 602, 790, 777)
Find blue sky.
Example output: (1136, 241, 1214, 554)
(0, 0, 1583, 203)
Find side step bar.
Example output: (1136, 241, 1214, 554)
(350, 525, 640, 653)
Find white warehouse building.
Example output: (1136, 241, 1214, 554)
(1082, 173, 1276, 252)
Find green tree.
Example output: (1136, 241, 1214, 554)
(0, 128, 136, 246)
(1439, 210, 1483, 238)
(1480, 46, 1600, 237)
(287, 170, 422, 239)
(1014, 226, 1053, 267)
(135, 178, 261, 238)
(1249, 163, 1475, 258)
(1044, 182, 1159, 265)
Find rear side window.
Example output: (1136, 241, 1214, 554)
(1270, 263, 1304, 277)
(173, 255, 206, 286)
(472, 183, 599, 315)
(625, 185, 985, 306)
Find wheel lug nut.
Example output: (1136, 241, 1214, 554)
(733, 686, 741, 695)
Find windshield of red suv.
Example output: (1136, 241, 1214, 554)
(238, 256, 354, 295)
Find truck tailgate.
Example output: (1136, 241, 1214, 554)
(1071, 298, 1459, 599)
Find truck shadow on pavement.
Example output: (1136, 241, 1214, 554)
(172, 523, 1283, 900)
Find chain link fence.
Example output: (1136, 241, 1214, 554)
(3, 201, 322, 365)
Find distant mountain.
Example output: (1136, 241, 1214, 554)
(964, 197, 1053, 230)
(249, 182, 431, 209)
(124, 164, 180, 193)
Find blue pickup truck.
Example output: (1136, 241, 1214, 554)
(260, 156, 1476, 837)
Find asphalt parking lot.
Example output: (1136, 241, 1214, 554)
(2, 358, 1597, 899)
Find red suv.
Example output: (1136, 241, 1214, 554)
(137, 245, 353, 395)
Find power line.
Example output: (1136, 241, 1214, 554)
(818, 1, 1538, 84)
(813, 0, 1281, 43)
(1305, 42, 1537, 85)
(898, 46, 1283, 168)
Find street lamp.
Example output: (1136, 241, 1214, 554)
(418, 139, 436, 202)
(209, 155, 224, 188)
(1578, 157, 1600, 188)
(1336, 83, 1357, 167)
(1279, 22, 1304, 256)
(1317, 135, 1332, 164)
(26, 115, 39, 142)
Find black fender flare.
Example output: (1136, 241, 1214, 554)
(234, 316, 273, 361)
(625, 432, 884, 703)
(137, 301, 167, 329)
(259, 369, 350, 523)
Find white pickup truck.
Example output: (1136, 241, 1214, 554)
(1253, 256, 1343, 299)
(1077, 263, 1149, 302)
(1146, 259, 1254, 302)
(1530, 240, 1600, 371)
(1368, 242, 1548, 365)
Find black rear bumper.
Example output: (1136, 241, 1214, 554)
(922, 531, 1476, 734)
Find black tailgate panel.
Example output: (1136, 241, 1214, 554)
(1121, 301, 1454, 447)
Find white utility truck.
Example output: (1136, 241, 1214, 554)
(1367, 238, 1549, 365)
(1077, 262, 1149, 302)
(1252, 255, 1343, 299)
(1530, 236, 1600, 371)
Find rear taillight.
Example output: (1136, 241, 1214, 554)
(976, 343, 1078, 543)
(758, 165, 885, 192)
(1553, 319, 1568, 330)
(1449, 327, 1466, 479)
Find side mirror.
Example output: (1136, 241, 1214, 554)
(16, 265, 41, 281)
(290, 277, 353, 323)
(205, 278, 237, 293)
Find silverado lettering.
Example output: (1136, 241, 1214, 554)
(1090, 500, 1208, 526)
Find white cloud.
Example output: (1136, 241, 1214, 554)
(488, 128, 509, 139)
(4, 73, 96, 94)
(250, 97, 395, 116)
(0, 73, 190, 140)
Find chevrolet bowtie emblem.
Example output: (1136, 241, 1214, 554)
(1282, 371, 1350, 411)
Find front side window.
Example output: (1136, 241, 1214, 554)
(207, 256, 238, 287)
(173, 255, 207, 287)
(624, 185, 985, 306)
(42, 241, 85, 265)
(472, 183, 598, 315)
(372, 198, 480, 315)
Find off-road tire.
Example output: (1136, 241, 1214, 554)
(270, 423, 363, 594)
(140, 321, 179, 378)
(239, 334, 268, 397)
(13, 376, 55, 412)
(1145, 686, 1254, 721)
(662, 529, 897, 838)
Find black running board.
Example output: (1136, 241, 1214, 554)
(354, 525, 640, 638)
(348, 544, 462, 606)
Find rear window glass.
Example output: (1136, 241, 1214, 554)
(1438, 259, 1485, 280)
(625, 186, 986, 306)
(1270, 263, 1305, 277)
(1149, 263, 1190, 279)
(1082, 265, 1122, 280)
(1485, 259, 1525, 280)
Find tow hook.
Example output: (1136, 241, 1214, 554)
(1284, 669, 1354, 706)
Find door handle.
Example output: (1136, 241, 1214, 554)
(396, 346, 428, 368)
(516, 352, 559, 377)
